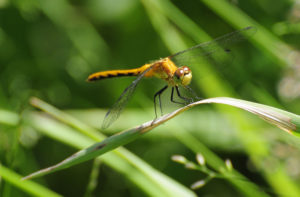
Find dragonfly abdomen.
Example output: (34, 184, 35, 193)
(88, 69, 143, 81)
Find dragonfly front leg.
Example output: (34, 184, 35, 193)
(171, 86, 192, 104)
(154, 85, 168, 118)
(171, 87, 185, 105)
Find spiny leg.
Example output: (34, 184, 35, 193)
(175, 86, 190, 102)
(154, 85, 168, 119)
(171, 87, 185, 105)
(174, 86, 192, 104)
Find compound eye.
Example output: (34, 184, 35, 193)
(182, 66, 191, 75)
(175, 68, 184, 79)
(175, 66, 192, 86)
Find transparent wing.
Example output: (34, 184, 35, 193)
(102, 27, 255, 128)
(101, 66, 153, 129)
(169, 26, 256, 68)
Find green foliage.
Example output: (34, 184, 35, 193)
(1, 0, 300, 196)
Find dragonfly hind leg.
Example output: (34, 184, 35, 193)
(154, 85, 168, 118)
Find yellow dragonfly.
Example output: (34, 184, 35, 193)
(88, 26, 255, 128)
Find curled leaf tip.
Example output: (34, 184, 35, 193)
(189, 97, 298, 135)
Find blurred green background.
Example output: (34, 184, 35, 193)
(2, 0, 300, 196)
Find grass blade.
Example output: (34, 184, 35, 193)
(0, 164, 61, 197)
(23, 98, 196, 197)
(195, 97, 299, 134)
(23, 97, 299, 180)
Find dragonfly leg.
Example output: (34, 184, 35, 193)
(174, 86, 193, 104)
(154, 85, 168, 118)
(171, 86, 185, 105)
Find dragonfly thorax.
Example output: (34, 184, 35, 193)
(173, 66, 192, 86)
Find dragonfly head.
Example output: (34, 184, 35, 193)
(174, 66, 192, 86)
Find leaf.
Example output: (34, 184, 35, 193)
(23, 97, 300, 180)
(24, 97, 196, 197)
(196, 97, 298, 134)
(0, 164, 61, 197)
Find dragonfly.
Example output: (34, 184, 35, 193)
(88, 26, 255, 129)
